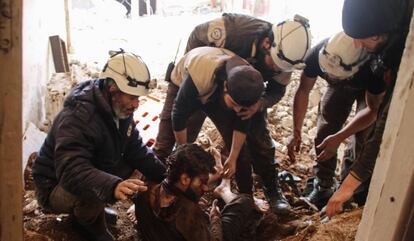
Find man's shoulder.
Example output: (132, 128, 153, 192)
(64, 84, 105, 122)
(173, 195, 206, 221)
(222, 12, 271, 25)
(61, 99, 98, 125)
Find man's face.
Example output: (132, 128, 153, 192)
(257, 37, 283, 72)
(353, 35, 387, 52)
(111, 91, 140, 119)
(223, 93, 244, 113)
(185, 174, 209, 201)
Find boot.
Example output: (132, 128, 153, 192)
(265, 186, 291, 215)
(305, 177, 336, 210)
(263, 171, 291, 215)
(73, 211, 115, 241)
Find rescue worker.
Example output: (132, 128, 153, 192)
(170, 46, 264, 201)
(32, 50, 166, 241)
(325, 0, 413, 217)
(287, 31, 387, 209)
(154, 13, 312, 214)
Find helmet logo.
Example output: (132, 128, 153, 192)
(127, 124, 133, 137)
(326, 52, 342, 68)
(210, 27, 223, 41)
(322, 49, 368, 72)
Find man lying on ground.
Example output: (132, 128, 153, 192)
(134, 143, 263, 241)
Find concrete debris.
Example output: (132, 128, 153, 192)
(23, 199, 39, 214)
(45, 72, 77, 126)
(23, 123, 47, 178)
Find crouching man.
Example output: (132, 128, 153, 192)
(32, 50, 166, 241)
(135, 143, 263, 241)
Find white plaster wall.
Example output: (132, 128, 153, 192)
(22, 0, 66, 131)
(266, 0, 343, 44)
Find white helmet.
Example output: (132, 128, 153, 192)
(100, 50, 150, 96)
(270, 14, 312, 72)
(319, 32, 370, 80)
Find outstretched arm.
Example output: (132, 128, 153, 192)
(317, 91, 385, 161)
(325, 173, 362, 218)
(172, 75, 202, 145)
(287, 73, 317, 161)
(223, 130, 246, 178)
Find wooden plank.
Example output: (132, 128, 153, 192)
(49, 35, 70, 73)
(402, 203, 414, 241)
(355, 11, 414, 241)
(0, 0, 23, 240)
(64, 0, 73, 54)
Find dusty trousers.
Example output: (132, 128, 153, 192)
(153, 82, 206, 162)
(34, 181, 104, 225)
(313, 84, 373, 185)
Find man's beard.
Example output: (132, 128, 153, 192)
(112, 101, 130, 119)
(183, 186, 201, 202)
(255, 47, 271, 73)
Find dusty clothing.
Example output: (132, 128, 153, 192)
(185, 13, 270, 60)
(167, 47, 254, 193)
(154, 13, 288, 159)
(155, 14, 286, 195)
(313, 84, 371, 182)
(303, 38, 387, 185)
(350, 87, 392, 182)
(33, 79, 166, 210)
(154, 82, 206, 160)
(169, 47, 251, 134)
(186, 13, 291, 96)
(135, 184, 261, 241)
(170, 47, 236, 99)
(35, 184, 105, 224)
(350, 10, 411, 182)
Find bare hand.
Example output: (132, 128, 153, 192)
(209, 166, 223, 184)
(223, 157, 236, 179)
(317, 134, 342, 161)
(237, 100, 262, 120)
(287, 132, 302, 162)
(209, 199, 221, 221)
(209, 148, 223, 170)
(114, 179, 148, 200)
(208, 148, 224, 183)
(325, 187, 353, 218)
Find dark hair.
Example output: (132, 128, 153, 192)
(166, 144, 216, 183)
(103, 78, 116, 90)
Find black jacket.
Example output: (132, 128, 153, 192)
(33, 79, 166, 203)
